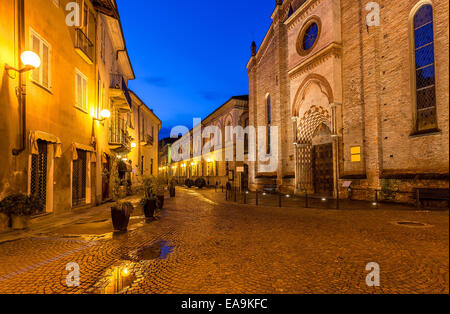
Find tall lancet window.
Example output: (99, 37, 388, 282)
(266, 95, 271, 155)
(412, 4, 437, 132)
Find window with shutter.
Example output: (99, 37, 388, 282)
(75, 69, 88, 112)
(30, 30, 51, 90)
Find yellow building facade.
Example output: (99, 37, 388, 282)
(128, 91, 161, 186)
(0, 0, 161, 214)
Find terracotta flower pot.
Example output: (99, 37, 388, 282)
(143, 199, 156, 219)
(11, 215, 30, 230)
(0, 213, 10, 233)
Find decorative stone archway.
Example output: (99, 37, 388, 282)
(297, 105, 331, 144)
(292, 73, 334, 118)
(295, 106, 332, 193)
(292, 74, 336, 194)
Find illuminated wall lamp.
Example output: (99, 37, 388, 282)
(131, 142, 137, 149)
(5, 51, 41, 74)
(94, 109, 111, 122)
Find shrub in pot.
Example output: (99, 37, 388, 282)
(195, 178, 206, 189)
(111, 201, 134, 232)
(140, 197, 156, 219)
(169, 179, 176, 198)
(1, 194, 42, 230)
(154, 175, 166, 210)
(142, 176, 157, 218)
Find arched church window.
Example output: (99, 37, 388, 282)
(266, 95, 271, 154)
(244, 118, 249, 153)
(412, 3, 437, 132)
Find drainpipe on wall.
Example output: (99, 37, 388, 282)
(137, 103, 144, 174)
(12, 0, 26, 156)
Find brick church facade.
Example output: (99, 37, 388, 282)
(247, 0, 448, 203)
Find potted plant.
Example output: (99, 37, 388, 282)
(155, 175, 166, 210)
(129, 179, 134, 195)
(141, 177, 157, 219)
(111, 201, 134, 232)
(169, 178, 176, 198)
(195, 178, 206, 189)
(140, 196, 156, 219)
(1, 194, 42, 230)
(110, 158, 122, 201)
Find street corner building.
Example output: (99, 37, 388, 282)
(247, 0, 449, 203)
(0, 0, 161, 214)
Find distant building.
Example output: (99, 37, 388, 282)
(128, 91, 161, 185)
(170, 96, 249, 190)
(158, 137, 179, 177)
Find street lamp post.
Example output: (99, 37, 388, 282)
(5, 51, 41, 156)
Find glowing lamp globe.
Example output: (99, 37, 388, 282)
(100, 109, 111, 119)
(131, 142, 137, 148)
(21, 51, 41, 69)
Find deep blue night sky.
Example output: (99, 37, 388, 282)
(116, 0, 275, 138)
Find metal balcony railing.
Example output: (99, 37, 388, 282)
(75, 28, 94, 63)
(140, 134, 154, 146)
(146, 135, 154, 146)
(109, 118, 130, 148)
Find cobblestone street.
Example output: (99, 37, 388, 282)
(0, 188, 448, 294)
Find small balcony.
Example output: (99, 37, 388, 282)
(74, 28, 94, 64)
(110, 74, 132, 112)
(141, 134, 154, 147)
(109, 118, 131, 152)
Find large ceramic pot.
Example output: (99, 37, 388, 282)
(143, 199, 156, 219)
(11, 215, 30, 230)
(111, 207, 131, 232)
(0, 213, 10, 233)
(156, 196, 165, 210)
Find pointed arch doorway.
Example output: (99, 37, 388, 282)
(292, 74, 336, 197)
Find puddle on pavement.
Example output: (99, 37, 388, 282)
(91, 262, 137, 294)
(91, 241, 174, 294)
(136, 241, 174, 261)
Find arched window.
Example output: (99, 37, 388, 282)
(412, 3, 437, 132)
(226, 122, 232, 143)
(266, 95, 271, 154)
(244, 118, 249, 153)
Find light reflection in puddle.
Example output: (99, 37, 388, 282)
(91, 241, 174, 294)
(92, 262, 137, 294)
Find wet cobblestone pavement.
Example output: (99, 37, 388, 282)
(0, 188, 448, 294)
